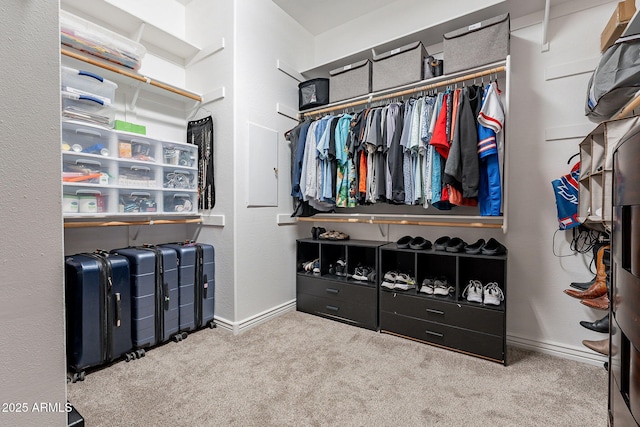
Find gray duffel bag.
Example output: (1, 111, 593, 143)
(586, 35, 640, 123)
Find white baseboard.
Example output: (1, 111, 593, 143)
(507, 334, 608, 366)
(212, 300, 297, 335)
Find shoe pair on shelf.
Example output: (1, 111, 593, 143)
(434, 236, 466, 252)
(462, 280, 504, 306)
(381, 271, 416, 291)
(396, 235, 432, 250)
(319, 230, 350, 240)
(419, 277, 454, 296)
(434, 236, 506, 255)
(301, 258, 320, 275)
(311, 227, 326, 240)
(328, 259, 346, 276)
(352, 265, 376, 282)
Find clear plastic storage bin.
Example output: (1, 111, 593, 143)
(62, 121, 114, 156)
(163, 168, 197, 190)
(118, 165, 158, 188)
(61, 66, 117, 104)
(118, 191, 159, 214)
(163, 192, 197, 213)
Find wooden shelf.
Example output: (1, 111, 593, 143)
(62, 48, 202, 103)
(297, 214, 503, 229)
(64, 216, 202, 228)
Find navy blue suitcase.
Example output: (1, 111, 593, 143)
(111, 246, 180, 347)
(65, 252, 132, 381)
(160, 242, 215, 332)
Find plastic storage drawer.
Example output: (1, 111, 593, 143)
(62, 121, 114, 155)
(115, 132, 159, 163)
(163, 168, 197, 190)
(118, 190, 159, 214)
(61, 66, 117, 104)
(161, 142, 197, 168)
(163, 192, 197, 213)
(118, 164, 158, 188)
(63, 187, 110, 214)
(62, 91, 115, 127)
(63, 157, 112, 185)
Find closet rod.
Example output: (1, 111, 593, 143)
(303, 65, 506, 118)
(64, 217, 203, 228)
(297, 216, 502, 229)
(61, 48, 203, 102)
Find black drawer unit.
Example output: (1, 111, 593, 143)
(378, 242, 507, 364)
(296, 238, 384, 331)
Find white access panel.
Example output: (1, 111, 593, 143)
(246, 122, 278, 207)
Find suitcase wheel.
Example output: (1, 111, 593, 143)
(136, 349, 146, 358)
(78, 371, 85, 382)
(208, 321, 216, 329)
(125, 352, 134, 362)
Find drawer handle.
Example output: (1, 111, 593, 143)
(424, 330, 443, 338)
(326, 288, 340, 294)
(326, 305, 339, 312)
(426, 308, 444, 315)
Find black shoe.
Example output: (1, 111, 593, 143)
(481, 238, 506, 255)
(396, 235, 412, 248)
(434, 236, 450, 251)
(464, 239, 486, 254)
(579, 313, 610, 333)
(409, 236, 432, 250)
(570, 276, 596, 290)
(445, 237, 466, 253)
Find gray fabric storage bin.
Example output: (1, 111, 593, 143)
(372, 42, 427, 92)
(329, 60, 371, 102)
(443, 13, 510, 74)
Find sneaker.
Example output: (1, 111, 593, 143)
(393, 273, 416, 291)
(483, 282, 504, 306)
(312, 261, 320, 275)
(419, 277, 435, 294)
(334, 259, 346, 276)
(303, 258, 318, 273)
(433, 277, 454, 296)
(352, 266, 373, 281)
(462, 280, 483, 303)
(381, 271, 397, 289)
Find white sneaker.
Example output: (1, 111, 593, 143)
(393, 273, 415, 291)
(462, 280, 483, 303)
(433, 278, 454, 296)
(483, 282, 504, 306)
(419, 278, 435, 294)
(381, 271, 397, 289)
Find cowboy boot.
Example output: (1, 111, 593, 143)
(564, 245, 610, 299)
(582, 338, 610, 356)
(570, 242, 607, 290)
(581, 293, 610, 310)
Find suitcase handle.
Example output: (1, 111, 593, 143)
(115, 293, 122, 327)
(78, 70, 104, 82)
(164, 283, 170, 310)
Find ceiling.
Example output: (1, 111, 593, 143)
(272, 0, 394, 35)
(272, 0, 578, 36)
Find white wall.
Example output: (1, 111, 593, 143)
(0, 1, 67, 426)
(186, 0, 237, 323)
(233, 0, 314, 324)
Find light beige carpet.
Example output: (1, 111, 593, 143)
(67, 310, 608, 426)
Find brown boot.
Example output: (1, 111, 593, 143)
(581, 294, 610, 310)
(582, 338, 609, 355)
(564, 245, 610, 299)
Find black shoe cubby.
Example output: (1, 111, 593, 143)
(296, 238, 385, 331)
(378, 242, 507, 364)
